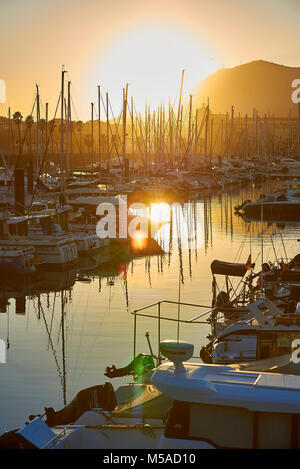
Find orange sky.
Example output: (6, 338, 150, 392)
(0, 0, 299, 120)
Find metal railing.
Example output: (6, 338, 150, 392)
(131, 300, 218, 365)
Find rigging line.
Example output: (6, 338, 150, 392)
(218, 221, 251, 295)
(107, 97, 124, 164)
(28, 91, 61, 210)
(233, 223, 250, 262)
(133, 102, 148, 153)
(178, 105, 208, 169)
(65, 97, 82, 157)
(70, 280, 93, 392)
(47, 292, 57, 351)
(38, 98, 47, 118)
(69, 121, 81, 156)
(65, 290, 75, 350)
(125, 101, 146, 165)
(211, 122, 221, 154)
(107, 111, 123, 165)
(70, 95, 81, 122)
(174, 205, 182, 344)
(270, 233, 278, 263)
(74, 288, 113, 386)
(10, 95, 37, 187)
(134, 108, 151, 166)
(39, 296, 65, 392)
(279, 232, 288, 261)
(99, 93, 122, 166)
(150, 105, 172, 162)
(9, 109, 16, 159)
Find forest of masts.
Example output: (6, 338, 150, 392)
(1, 70, 300, 176)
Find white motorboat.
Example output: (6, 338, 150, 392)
(0, 216, 78, 268)
(28, 202, 107, 255)
(201, 297, 300, 365)
(72, 231, 108, 254)
(0, 245, 39, 275)
(2, 339, 300, 449)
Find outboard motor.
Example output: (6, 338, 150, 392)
(44, 382, 117, 426)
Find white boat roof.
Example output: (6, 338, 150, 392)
(7, 217, 28, 224)
(151, 362, 300, 413)
(215, 321, 300, 339)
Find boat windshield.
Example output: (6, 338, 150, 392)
(257, 332, 300, 360)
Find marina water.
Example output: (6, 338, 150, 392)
(1, 182, 300, 433)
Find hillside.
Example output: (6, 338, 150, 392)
(193, 60, 300, 117)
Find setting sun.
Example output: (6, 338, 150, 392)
(87, 24, 217, 113)
(1, 0, 300, 452)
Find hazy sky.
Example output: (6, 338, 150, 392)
(0, 0, 299, 119)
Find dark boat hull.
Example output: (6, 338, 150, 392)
(242, 202, 300, 221)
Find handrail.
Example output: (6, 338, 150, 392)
(131, 311, 210, 324)
(131, 299, 226, 365)
(132, 300, 213, 315)
(131, 298, 253, 366)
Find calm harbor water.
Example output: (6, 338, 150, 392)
(1, 181, 300, 433)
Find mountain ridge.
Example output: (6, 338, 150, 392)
(193, 60, 300, 117)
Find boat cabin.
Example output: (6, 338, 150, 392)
(152, 341, 300, 449)
(212, 322, 300, 363)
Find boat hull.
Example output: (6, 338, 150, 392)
(242, 201, 300, 221)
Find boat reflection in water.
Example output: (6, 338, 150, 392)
(2, 184, 300, 442)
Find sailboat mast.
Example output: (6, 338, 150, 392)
(204, 98, 209, 162)
(131, 96, 134, 163)
(106, 92, 109, 171)
(187, 94, 192, 166)
(91, 102, 94, 169)
(230, 105, 234, 160)
(98, 85, 101, 180)
(67, 81, 72, 174)
(175, 70, 184, 165)
(36, 84, 40, 173)
(60, 67, 65, 192)
(122, 84, 128, 180)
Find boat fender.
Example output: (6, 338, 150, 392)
(262, 263, 271, 272)
(216, 291, 230, 307)
(200, 345, 213, 364)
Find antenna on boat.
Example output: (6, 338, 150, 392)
(160, 340, 194, 372)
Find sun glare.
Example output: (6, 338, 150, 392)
(131, 230, 147, 250)
(88, 24, 217, 113)
(149, 203, 171, 223)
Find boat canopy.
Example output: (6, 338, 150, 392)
(211, 260, 247, 277)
